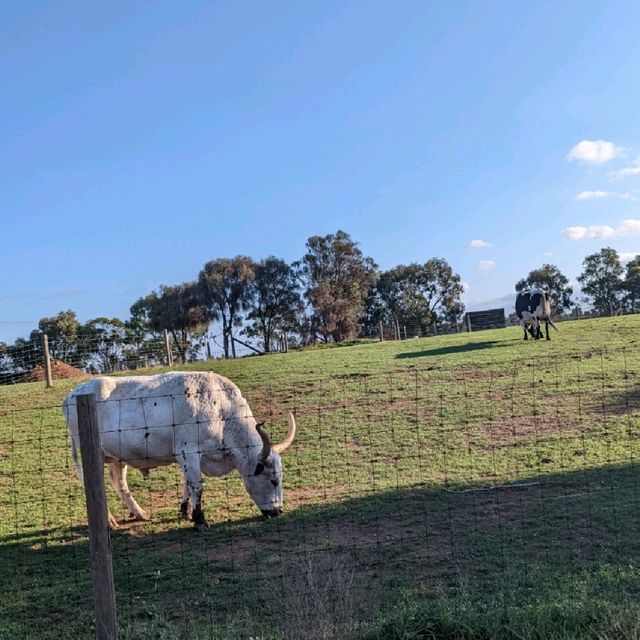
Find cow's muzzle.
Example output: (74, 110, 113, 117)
(261, 507, 283, 518)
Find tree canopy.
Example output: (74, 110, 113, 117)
(577, 247, 624, 315)
(297, 230, 378, 342)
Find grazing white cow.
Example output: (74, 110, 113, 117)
(515, 287, 558, 341)
(63, 372, 296, 528)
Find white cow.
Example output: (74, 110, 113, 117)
(63, 372, 296, 528)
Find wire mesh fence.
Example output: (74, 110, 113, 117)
(1, 347, 639, 638)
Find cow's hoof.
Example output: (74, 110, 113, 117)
(194, 521, 209, 532)
(179, 501, 190, 519)
(108, 513, 120, 529)
(133, 511, 149, 522)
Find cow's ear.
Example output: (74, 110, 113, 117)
(254, 463, 265, 476)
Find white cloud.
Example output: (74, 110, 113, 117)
(616, 166, 640, 178)
(609, 155, 640, 179)
(462, 281, 471, 292)
(575, 190, 612, 201)
(620, 252, 640, 264)
(618, 218, 640, 235)
(561, 225, 615, 240)
(575, 189, 638, 202)
(466, 239, 493, 249)
(477, 260, 496, 271)
(561, 218, 640, 240)
(567, 139, 622, 165)
(543, 252, 554, 257)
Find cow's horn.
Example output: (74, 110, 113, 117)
(273, 412, 297, 454)
(255, 421, 272, 462)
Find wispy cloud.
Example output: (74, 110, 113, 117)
(38, 289, 86, 302)
(561, 218, 640, 240)
(620, 252, 640, 264)
(575, 190, 637, 202)
(575, 190, 612, 201)
(567, 140, 622, 165)
(477, 260, 496, 271)
(609, 155, 640, 180)
(466, 239, 493, 249)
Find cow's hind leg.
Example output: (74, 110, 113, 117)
(107, 461, 149, 521)
(545, 321, 551, 341)
(179, 477, 191, 519)
(180, 455, 208, 530)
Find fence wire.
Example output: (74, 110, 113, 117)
(0, 348, 639, 638)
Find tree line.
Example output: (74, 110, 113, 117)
(1, 232, 639, 377)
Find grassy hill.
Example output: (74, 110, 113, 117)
(1, 316, 639, 639)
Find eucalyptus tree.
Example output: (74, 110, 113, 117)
(133, 283, 211, 363)
(197, 256, 255, 358)
(366, 259, 465, 334)
(623, 255, 640, 313)
(297, 230, 377, 343)
(577, 247, 624, 315)
(245, 256, 302, 352)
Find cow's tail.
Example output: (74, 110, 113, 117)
(548, 318, 559, 332)
(70, 433, 84, 484)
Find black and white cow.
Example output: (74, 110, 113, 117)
(515, 288, 558, 341)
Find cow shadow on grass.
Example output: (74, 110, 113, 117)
(599, 382, 640, 417)
(396, 340, 512, 359)
(2, 463, 640, 639)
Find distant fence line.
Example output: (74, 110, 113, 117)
(2, 309, 636, 387)
(1, 348, 639, 638)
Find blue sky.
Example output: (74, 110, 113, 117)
(2, 1, 640, 343)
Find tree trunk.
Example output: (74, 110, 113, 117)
(230, 326, 237, 358)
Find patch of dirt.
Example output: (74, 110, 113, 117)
(21, 359, 86, 382)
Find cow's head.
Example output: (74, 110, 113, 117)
(244, 412, 297, 518)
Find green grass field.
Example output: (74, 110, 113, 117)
(1, 316, 639, 639)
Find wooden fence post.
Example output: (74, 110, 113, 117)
(283, 333, 289, 353)
(76, 392, 118, 640)
(466, 314, 472, 332)
(379, 321, 384, 342)
(164, 330, 173, 367)
(41, 333, 53, 388)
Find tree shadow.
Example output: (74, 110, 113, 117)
(2, 464, 640, 639)
(396, 340, 511, 358)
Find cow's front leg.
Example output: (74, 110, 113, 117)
(522, 323, 528, 340)
(545, 321, 551, 341)
(533, 319, 541, 340)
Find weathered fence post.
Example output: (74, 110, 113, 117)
(466, 314, 472, 332)
(379, 321, 384, 342)
(163, 329, 173, 367)
(283, 333, 289, 353)
(41, 333, 53, 388)
(76, 392, 118, 640)
(395, 318, 401, 341)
